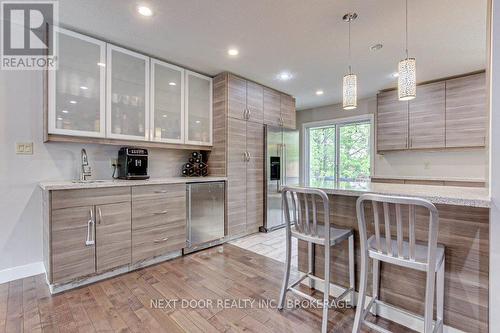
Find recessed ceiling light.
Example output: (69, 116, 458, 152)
(195, 120, 201, 124)
(57, 117, 63, 121)
(370, 43, 383, 51)
(278, 72, 292, 81)
(169, 82, 177, 86)
(61, 110, 69, 114)
(316, 90, 324, 96)
(137, 5, 153, 17)
(69, 100, 77, 104)
(392, 72, 400, 78)
(228, 48, 239, 56)
(97, 62, 106, 67)
(162, 114, 167, 118)
(80, 86, 88, 90)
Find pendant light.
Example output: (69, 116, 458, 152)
(343, 13, 358, 110)
(398, 0, 416, 101)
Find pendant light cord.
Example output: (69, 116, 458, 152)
(348, 15, 352, 74)
(405, 0, 409, 58)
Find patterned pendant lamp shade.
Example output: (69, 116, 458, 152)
(343, 73, 357, 110)
(398, 57, 416, 101)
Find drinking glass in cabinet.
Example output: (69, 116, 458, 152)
(186, 72, 212, 145)
(107, 45, 149, 140)
(49, 28, 106, 137)
(151, 60, 184, 143)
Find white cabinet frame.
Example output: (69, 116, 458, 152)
(150, 59, 185, 144)
(106, 44, 150, 141)
(48, 27, 107, 138)
(184, 70, 213, 146)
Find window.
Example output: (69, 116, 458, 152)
(304, 116, 372, 186)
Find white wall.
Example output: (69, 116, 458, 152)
(0, 69, 193, 273)
(489, 0, 500, 331)
(297, 96, 489, 182)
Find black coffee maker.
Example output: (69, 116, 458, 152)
(117, 147, 150, 180)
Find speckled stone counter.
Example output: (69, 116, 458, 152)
(301, 181, 490, 207)
(39, 176, 227, 191)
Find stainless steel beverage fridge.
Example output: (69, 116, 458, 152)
(262, 125, 299, 232)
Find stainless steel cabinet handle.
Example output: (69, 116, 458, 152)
(154, 190, 168, 193)
(247, 108, 251, 120)
(154, 237, 169, 243)
(153, 211, 168, 215)
(98, 208, 102, 225)
(242, 152, 247, 161)
(85, 209, 95, 246)
(247, 152, 251, 161)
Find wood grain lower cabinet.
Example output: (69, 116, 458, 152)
(131, 184, 186, 263)
(96, 202, 131, 272)
(409, 81, 446, 149)
(226, 118, 264, 237)
(227, 118, 248, 236)
(51, 205, 96, 283)
(246, 122, 264, 233)
(377, 90, 409, 152)
(445, 73, 487, 148)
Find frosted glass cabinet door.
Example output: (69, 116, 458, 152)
(150, 59, 184, 143)
(185, 71, 212, 146)
(48, 28, 106, 137)
(107, 44, 149, 141)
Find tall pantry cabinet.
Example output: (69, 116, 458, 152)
(211, 72, 296, 238)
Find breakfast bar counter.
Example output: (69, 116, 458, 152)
(297, 181, 489, 333)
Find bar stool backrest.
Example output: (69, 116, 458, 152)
(356, 194, 440, 266)
(282, 186, 330, 241)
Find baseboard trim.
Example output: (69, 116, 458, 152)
(0, 262, 45, 284)
(302, 277, 465, 333)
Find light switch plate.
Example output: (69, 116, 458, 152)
(16, 142, 33, 155)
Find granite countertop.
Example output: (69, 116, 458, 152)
(301, 181, 490, 208)
(39, 176, 227, 191)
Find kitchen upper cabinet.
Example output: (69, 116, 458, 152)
(107, 45, 150, 141)
(280, 93, 296, 129)
(95, 202, 131, 272)
(48, 28, 106, 138)
(377, 90, 409, 152)
(409, 82, 446, 149)
(264, 88, 282, 127)
(246, 81, 264, 123)
(445, 73, 487, 148)
(228, 74, 247, 120)
(227, 74, 264, 123)
(51, 205, 96, 283)
(150, 59, 185, 143)
(185, 70, 213, 146)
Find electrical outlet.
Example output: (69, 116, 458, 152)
(16, 142, 33, 155)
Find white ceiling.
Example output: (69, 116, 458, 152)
(58, 0, 487, 110)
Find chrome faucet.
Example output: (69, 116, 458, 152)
(80, 148, 92, 181)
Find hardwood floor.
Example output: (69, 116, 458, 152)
(229, 228, 298, 269)
(0, 244, 412, 332)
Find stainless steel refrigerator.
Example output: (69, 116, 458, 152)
(262, 125, 299, 232)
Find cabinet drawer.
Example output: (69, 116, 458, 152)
(132, 197, 186, 230)
(132, 184, 186, 201)
(132, 222, 186, 263)
(52, 187, 130, 210)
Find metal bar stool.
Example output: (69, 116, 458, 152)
(353, 194, 445, 333)
(278, 186, 356, 333)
